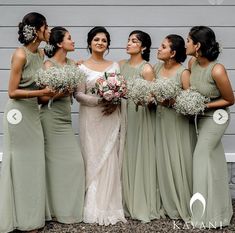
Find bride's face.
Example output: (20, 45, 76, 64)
(90, 33, 108, 54)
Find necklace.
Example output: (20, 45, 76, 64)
(90, 58, 106, 64)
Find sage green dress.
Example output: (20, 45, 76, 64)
(121, 60, 162, 222)
(190, 60, 233, 228)
(0, 47, 46, 232)
(154, 63, 196, 221)
(40, 58, 85, 223)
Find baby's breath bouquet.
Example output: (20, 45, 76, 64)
(173, 88, 210, 115)
(150, 78, 181, 103)
(127, 78, 153, 110)
(35, 64, 87, 108)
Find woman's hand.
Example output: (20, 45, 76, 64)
(41, 87, 55, 97)
(158, 98, 175, 108)
(98, 99, 118, 115)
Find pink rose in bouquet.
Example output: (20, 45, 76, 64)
(91, 72, 127, 104)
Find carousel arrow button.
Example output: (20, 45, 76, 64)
(7, 109, 22, 125)
(213, 109, 228, 125)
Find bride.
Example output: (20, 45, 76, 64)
(74, 26, 126, 225)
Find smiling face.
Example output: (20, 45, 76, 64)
(157, 38, 174, 61)
(126, 34, 142, 55)
(59, 31, 75, 52)
(90, 32, 108, 54)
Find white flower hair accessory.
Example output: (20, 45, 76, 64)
(44, 43, 55, 54)
(23, 25, 36, 42)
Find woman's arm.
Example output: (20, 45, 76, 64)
(74, 82, 100, 107)
(142, 63, 155, 81)
(207, 63, 234, 108)
(8, 48, 52, 99)
(181, 69, 191, 90)
(187, 57, 196, 72)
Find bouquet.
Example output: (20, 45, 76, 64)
(173, 88, 210, 115)
(127, 78, 153, 106)
(91, 72, 127, 104)
(35, 64, 87, 108)
(150, 78, 181, 103)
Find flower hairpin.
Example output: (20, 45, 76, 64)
(23, 25, 36, 42)
(44, 43, 55, 54)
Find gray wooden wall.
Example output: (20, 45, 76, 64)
(0, 0, 235, 193)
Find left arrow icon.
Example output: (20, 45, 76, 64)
(7, 109, 22, 125)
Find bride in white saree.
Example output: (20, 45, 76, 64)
(74, 26, 126, 225)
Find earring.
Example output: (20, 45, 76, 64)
(195, 50, 199, 58)
(141, 50, 144, 54)
(32, 36, 38, 43)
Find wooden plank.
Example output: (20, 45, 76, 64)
(0, 129, 234, 154)
(0, 111, 79, 134)
(226, 113, 235, 134)
(1, 48, 235, 70)
(1, 26, 235, 48)
(1, 0, 234, 6)
(1, 69, 234, 92)
(0, 107, 235, 134)
(1, 6, 235, 27)
(222, 135, 235, 153)
(0, 92, 80, 113)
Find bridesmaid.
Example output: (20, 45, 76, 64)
(39, 27, 85, 223)
(120, 30, 162, 222)
(0, 12, 52, 233)
(154, 34, 196, 221)
(74, 26, 126, 225)
(186, 26, 234, 228)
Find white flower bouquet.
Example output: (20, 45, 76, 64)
(91, 72, 127, 104)
(35, 65, 86, 92)
(150, 78, 181, 103)
(35, 64, 87, 108)
(126, 78, 153, 106)
(173, 88, 210, 115)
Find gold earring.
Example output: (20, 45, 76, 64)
(195, 50, 199, 58)
(33, 36, 37, 43)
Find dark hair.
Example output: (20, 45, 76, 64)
(189, 26, 220, 61)
(87, 26, 111, 53)
(165, 34, 187, 63)
(18, 12, 47, 45)
(129, 30, 152, 61)
(44, 26, 68, 58)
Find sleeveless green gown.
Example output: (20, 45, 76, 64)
(190, 60, 233, 228)
(0, 47, 46, 232)
(154, 62, 196, 221)
(121, 60, 163, 222)
(40, 58, 85, 223)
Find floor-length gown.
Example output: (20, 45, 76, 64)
(190, 60, 233, 228)
(121, 60, 163, 222)
(154, 62, 196, 221)
(0, 47, 46, 232)
(40, 58, 85, 223)
(74, 62, 126, 225)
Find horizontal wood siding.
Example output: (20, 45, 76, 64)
(0, 1, 234, 156)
